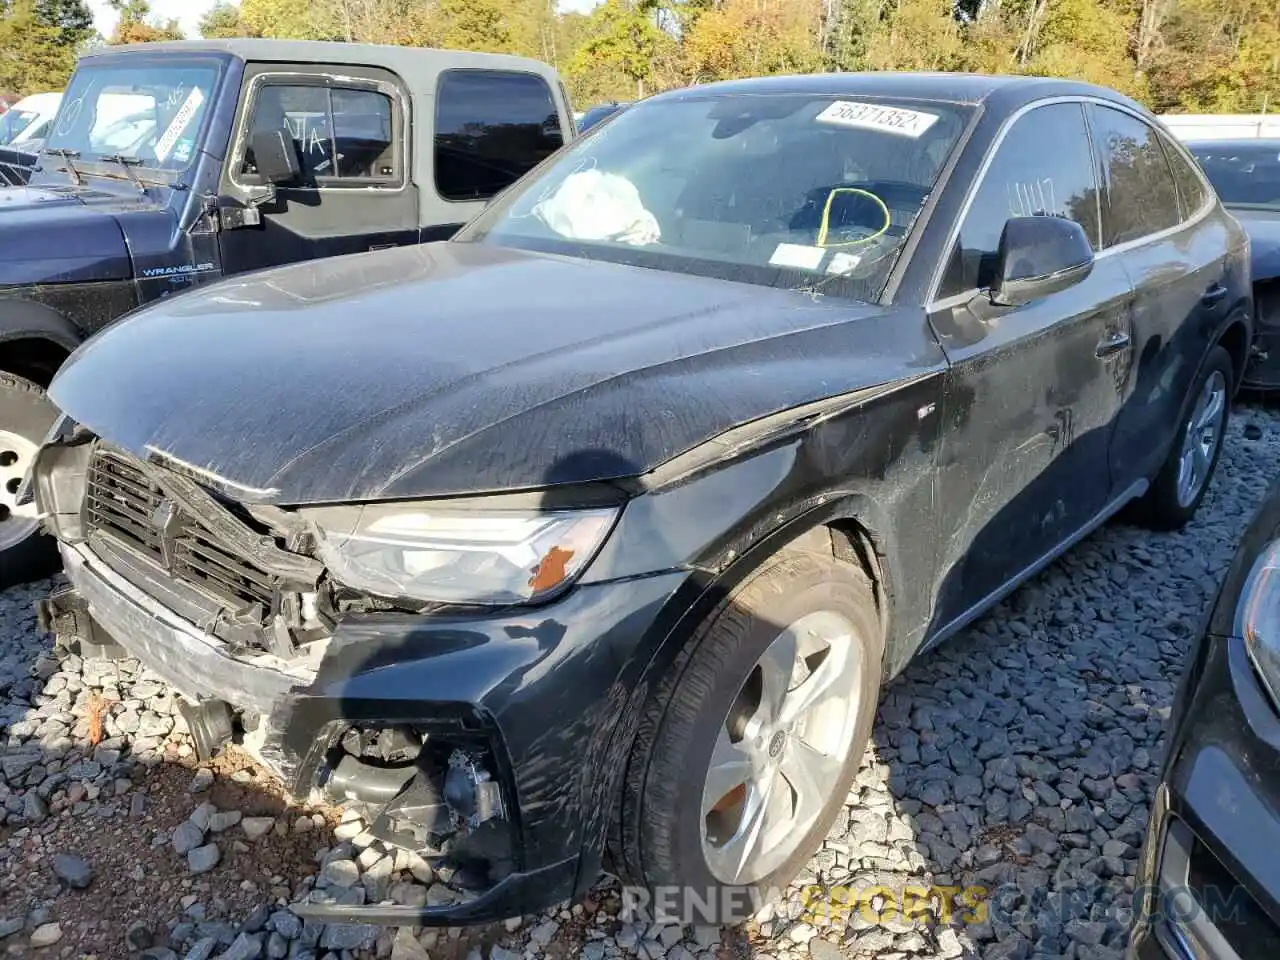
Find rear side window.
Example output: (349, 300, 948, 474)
(939, 102, 1100, 298)
(1088, 105, 1181, 247)
(434, 69, 563, 202)
(1160, 133, 1209, 219)
(240, 81, 400, 185)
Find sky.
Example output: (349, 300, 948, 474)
(89, 0, 601, 40)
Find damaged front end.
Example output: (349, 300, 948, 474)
(31, 436, 533, 923)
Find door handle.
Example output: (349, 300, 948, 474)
(1201, 283, 1229, 306)
(1095, 330, 1131, 359)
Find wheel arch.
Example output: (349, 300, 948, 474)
(591, 491, 904, 888)
(1216, 314, 1251, 393)
(0, 299, 82, 387)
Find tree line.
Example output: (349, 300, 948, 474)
(1, 0, 1276, 115)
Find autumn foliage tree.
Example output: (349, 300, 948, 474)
(107, 0, 183, 44)
(115, 0, 1280, 116)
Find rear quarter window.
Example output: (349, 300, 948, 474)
(434, 69, 564, 202)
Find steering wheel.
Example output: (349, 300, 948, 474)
(815, 187, 892, 247)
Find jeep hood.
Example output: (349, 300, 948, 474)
(51, 242, 932, 504)
(0, 185, 132, 285)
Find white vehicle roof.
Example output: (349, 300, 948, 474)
(0, 91, 61, 145)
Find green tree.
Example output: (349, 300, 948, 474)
(0, 0, 80, 92)
(199, 0, 246, 38)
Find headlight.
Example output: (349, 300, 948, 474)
(1238, 539, 1280, 710)
(301, 500, 620, 605)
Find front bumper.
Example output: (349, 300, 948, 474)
(1129, 632, 1280, 959)
(54, 539, 691, 924)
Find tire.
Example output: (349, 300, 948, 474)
(1129, 345, 1233, 531)
(611, 536, 884, 925)
(0, 372, 61, 589)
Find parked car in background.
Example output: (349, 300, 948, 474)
(1129, 478, 1280, 959)
(1184, 139, 1280, 389)
(576, 99, 629, 132)
(0, 92, 61, 151)
(32, 72, 1251, 927)
(0, 38, 574, 587)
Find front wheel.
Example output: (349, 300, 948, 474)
(0, 372, 60, 589)
(612, 538, 884, 924)
(1129, 345, 1233, 531)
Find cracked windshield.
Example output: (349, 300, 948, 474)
(43, 61, 219, 169)
(463, 95, 972, 301)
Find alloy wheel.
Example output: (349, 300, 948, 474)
(0, 429, 39, 551)
(1176, 369, 1228, 508)
(700, 609, 863, 885)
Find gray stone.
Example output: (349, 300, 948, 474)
(185, 936, 219, 960)
(321, 858, 359, 888)
(270, 912, 302, 941)
(127, 921, 155, 950)
(173, 820, 207, 855)
(189, 768, 215, 793)
(319, 923, 375, 951)
(187, 842, 221, 875)
(219, 933, 264, 960)
(0, 918, 23, 939)
(208, 810, 242, 833)
(29, 923, 63, 947)
(52, 852, 93, 888)
(242, 817, 275, 840)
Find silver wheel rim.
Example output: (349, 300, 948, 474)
(0, 429, 39, 551)
(1176, 369, 1227, 508)
(700, 610, 863, 885)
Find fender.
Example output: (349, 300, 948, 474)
(0, 295, 85, 353)
(578, 471, 919, 897)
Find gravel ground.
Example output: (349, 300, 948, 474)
(2, 401, 1278, 960)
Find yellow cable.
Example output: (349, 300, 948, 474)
(816, 188, 891, 247)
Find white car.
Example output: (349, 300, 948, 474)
(0, 92, 62, 149)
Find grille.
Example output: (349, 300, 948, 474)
(85, 449, 276, 613)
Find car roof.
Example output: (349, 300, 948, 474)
(80, 38, 559, 80)
(646, 71, 1141, 110)
(1184, 138, 1280, 151)
(12, 92, 61, 112)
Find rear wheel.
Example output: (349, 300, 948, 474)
(0, 372, 60, 589)
(612, 537, 883, 923)
(1129, 345, 1232, 531)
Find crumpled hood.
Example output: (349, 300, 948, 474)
(0, 185, 133, 285)
(51, 242, 922, 504)
(1231, 207, 1280, 282)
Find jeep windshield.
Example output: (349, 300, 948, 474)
(42, 59, 220, 176)
(457, 93, 972, 302)
(1189, 141, 1280, 212)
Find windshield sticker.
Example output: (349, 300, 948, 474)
(154, 87, 205, 163)
(826, 251, 863, 275)
(769, 243, 826, 270)
(815, 101, 939, 138)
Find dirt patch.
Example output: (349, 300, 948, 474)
(0, 747, 333, 959)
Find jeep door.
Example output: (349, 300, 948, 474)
(216, 63, 419, 275)
(925, 100, 1134, 631)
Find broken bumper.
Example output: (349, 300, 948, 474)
(54, 540, 691, 924)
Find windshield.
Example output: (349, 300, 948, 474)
(458, 94, 972, 301)
(1189, 142, 1280, 210)
(0, 108, 43, 145)
(44, 60, 220, 170)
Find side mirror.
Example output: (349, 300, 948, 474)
(250, 128, 300, 185)
(990, 216, 1095, 307)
